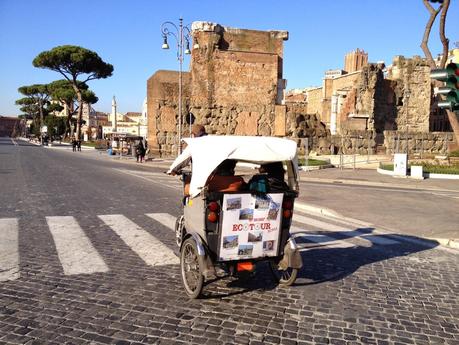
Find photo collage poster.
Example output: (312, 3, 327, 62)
(219, 193, 284, 261)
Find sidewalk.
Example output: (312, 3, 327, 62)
(299, 167, 459, 192)
(297, 167, 459, 249)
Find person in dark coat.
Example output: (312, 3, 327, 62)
(72, 139, 77, 152)
(135, 142, 144, 163)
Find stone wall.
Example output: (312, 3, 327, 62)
(350, 64, 385, 132)
(284, 90, 307, 104)
(306, 87, 322, 116)
(344, 49, 368, 73)
(147, 70, 191, 156)
(332, 130, 377, 155)
(386, 56, 431, 133)
(285, 104, 331, 154)
(193, 49, 279, 108)
(331, 71, 360, 92)
(384, 130, 453, 155)
(147, 22, 288, 156)
(0, 116, 22, 137)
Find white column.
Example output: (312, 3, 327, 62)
(330, 93, 338, 135)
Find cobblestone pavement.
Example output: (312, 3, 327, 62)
(1, 209, 458, 345)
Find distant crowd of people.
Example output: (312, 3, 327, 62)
(72, 139, 81, 152)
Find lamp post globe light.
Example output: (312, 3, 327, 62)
(160, 17, 191, 155)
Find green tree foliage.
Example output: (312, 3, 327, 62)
(15, 84, 51, 137)
(44, 115, 67, 138)
(33, 45, 113, 140)
(47, 79, 98, 137)
(16, 97, 40, 118)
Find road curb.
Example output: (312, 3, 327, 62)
(294, 202, 458, 251)
(428, 238, 459, 250)
(294, 202, 340, 218)
(377, 167, 459, 180)
(299, 176, 459, 194)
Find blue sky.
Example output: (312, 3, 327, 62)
(1, 0, 457, 115)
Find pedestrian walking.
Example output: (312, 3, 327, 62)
(140, 140, 147, 163)
(77, 140, 81, 152)
(135, 142, 143, 163)
(72, 139, 77, 152)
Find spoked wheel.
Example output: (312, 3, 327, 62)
(180, 238, 204, 299)
(174, 215, 185, 247)
(269, 261, 298, 286)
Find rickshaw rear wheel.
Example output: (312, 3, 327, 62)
(175, 215, 185, 247)
(180, 238, 204, 299)
(269, 261, 298, 286)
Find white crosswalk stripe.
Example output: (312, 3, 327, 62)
(99, 214, 179, 266)
(290, 226, 354, 249)
(114, 169, 181, 190)
(0, 218, 20, 281)
(293, 213, 400, 246)
(145, 213, 176, 231)
(0, 208, 404, 280)
(46, 216, 109, 275)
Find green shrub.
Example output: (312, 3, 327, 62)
(81, 141, 97, 148)
(379, 163, 394, 171)
(448, 149, 459, 158)
(379, 162, 459, 174)
(298, 158, 329, 166)
(421, 164, 459, 175)
(81, 140, 108, 149)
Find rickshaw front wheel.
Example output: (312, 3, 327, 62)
(180, 238, 204, 299)
(269, 261, 298, 286)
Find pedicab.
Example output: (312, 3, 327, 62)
(167, 136, 302, 298)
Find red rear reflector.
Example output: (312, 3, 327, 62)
(282, 200, 293, 210)
(237, 262, 254, 272)
(283, 209, 292, 218)
(207, 201, 219, 212)
(207, 211, 218, 222)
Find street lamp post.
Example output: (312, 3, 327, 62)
(161, 17, 191, 155)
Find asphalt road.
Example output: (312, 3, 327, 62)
(1, 137, 458, 345)
(297, 179, 459, 239)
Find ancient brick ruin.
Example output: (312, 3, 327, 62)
(147, 22, 288, 156)
(285, 54, 453, 154)
(147, 23, 454, 157)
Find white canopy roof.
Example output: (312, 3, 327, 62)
(167, 136, 298, 197)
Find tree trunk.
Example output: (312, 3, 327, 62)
(38, 98, 44, 144)
(421, 0, 440, 69)
(76, 91, 83, 140)
(446, 110, 459, 149)
(64, 101, 74, 139)
(421, 0, 458, 149)
(65, 104, 71, 139)
(439, 0, 450, 68)
(70, 80, 83, 141)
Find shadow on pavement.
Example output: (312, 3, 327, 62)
(199, 265, 279, 299)
(293, 230, 439, 286)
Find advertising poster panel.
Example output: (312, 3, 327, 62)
(219, 193, 284, 261)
